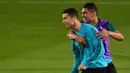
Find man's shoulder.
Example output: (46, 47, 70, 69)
(100, 19, 116, 31)
(100, 19, 108, 22)
(82, 23, 99, 33)
(97, 19, 109, 29)
(82, 23, 95, 28)
(100, 19, 109, 25)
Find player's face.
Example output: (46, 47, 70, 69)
(82, 8, 93, 22)
(62, 13, 74, 28)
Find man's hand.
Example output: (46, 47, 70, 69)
(75, 36, 87, 46)
(78, 64, 86, 71)
(96, 26, 109, 39)
(67, 31, 77, 40)
(67, 31, 87, 46)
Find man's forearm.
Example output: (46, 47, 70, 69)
(109, 31, 124, 41)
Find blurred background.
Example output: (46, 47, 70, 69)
(0, 0, 129, 73)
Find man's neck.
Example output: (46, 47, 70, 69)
(90, 17, 98, 26)
(71, 20, 81, 31)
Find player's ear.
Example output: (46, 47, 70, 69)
(72, 16, 77, 20)
(91, 10, 96, 16)
(93, 11, 97, 16)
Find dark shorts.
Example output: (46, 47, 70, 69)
(107, 62, 117, 73)
(82, 67, 107, 73)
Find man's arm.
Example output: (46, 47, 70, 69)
(108, 30, 124, 41)
(67, 31, 87, 46)
(97, 22, 124, 41)
(70, 40, 81, 73)
(78, 47, 87, 70)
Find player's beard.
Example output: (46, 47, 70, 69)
(82, 16, 89, 23)
(83, 15, 94, 24)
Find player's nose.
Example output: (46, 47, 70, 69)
(62, 20, 65, 24)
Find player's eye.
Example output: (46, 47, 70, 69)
(82, 12, 86, 14)
(63, 17, 66, 19)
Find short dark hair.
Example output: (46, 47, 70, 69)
(63, 8, 78, 18)
(83, 2, 98, 15)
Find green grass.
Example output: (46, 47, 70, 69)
(0, 0, 129, 73)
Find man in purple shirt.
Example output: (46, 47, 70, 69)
(67, 2, 124, 73)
